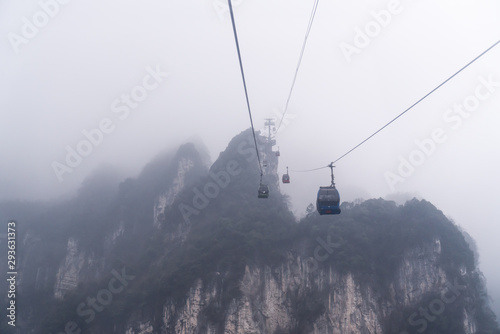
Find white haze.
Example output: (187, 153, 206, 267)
(1, 0, 499, 318)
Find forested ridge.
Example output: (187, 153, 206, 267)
(0, 130, 498, 333)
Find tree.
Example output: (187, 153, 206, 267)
(306, 203, 315, 217)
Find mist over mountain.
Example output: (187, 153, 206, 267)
(1, 129, 498, 334)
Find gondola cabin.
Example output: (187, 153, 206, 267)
(258, 184, 269, 198)
(316, 186, 341, 215)
(282, 174, 290, 184)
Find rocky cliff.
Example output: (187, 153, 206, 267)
(1, 129, 498, 334)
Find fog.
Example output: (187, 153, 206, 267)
(1, 0, 499, 318)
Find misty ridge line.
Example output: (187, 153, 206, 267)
(51, 64, 169, 183)
(178, 136, 256, 224)
(176, 107, 297, 224)
(385, 73, 500, 191)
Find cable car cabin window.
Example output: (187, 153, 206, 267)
(318, 194, 339, 206)
(317, 188, 339, 204)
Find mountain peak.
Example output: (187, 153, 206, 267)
(1, 130, 498, 334)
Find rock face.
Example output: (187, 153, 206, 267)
(54, 238, 87, 299)
(153, 157, 195, 228)
(124, 240, 474, 334)
(3, 130, 498, 334)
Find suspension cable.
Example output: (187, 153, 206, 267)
(276, 0, 320, 133)
(332, 39, 500, 164)
(227, 0, 263, 178)
(287, 39, 500, 172)
(289, 165, 327, 173)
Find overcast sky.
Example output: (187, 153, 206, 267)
(1, 0, 499, 317)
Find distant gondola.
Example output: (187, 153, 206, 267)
(258, 184, 269, 198)
(282, 167, 290, 184)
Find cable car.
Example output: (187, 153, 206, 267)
(276, 147, 281, 157)
(316, 163, 341, 215)
(258, 184, 269, 198)
(263, 160, 268, 168)
(282, 167, 290, 184)
(316, 186, 341, 215)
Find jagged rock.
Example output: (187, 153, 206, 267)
(2, 130, 498, 334)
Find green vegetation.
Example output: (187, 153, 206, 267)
(298, 198, 476, 284)
(4, 129, 498, 333)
